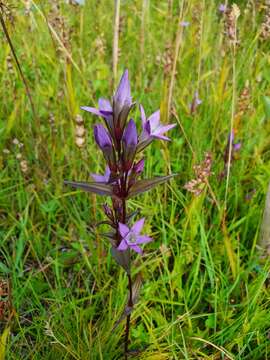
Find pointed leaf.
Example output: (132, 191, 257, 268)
(263, 96, 270, 120)
(111, 247, 130, 274)
(127, 174, 177, 198)
(132, 272, 143, 304)
(64, 180, 113, 196)
(112, 305, 133, 331)
(112, 272, 142, 330)
(0, 327, 10, 360)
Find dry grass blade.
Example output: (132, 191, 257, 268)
(259, 182, 270, 258)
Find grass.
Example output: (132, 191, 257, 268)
(0, 0, 270, 359)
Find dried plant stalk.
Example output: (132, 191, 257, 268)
(113, 0, 121, 85)
(259, 182, 270, 258)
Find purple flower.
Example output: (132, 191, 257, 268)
(94, 124, 116, 170)
(218, 4, 226, 12)
(190, 91, 202, 114)
(233, 142, 241, 151)
(113, 70, 134, 140)
(128, 158, 145, 188)
(228, 130, 241, 152)
(81, 70, 133, 141)
(94, 124, 112, 149)
(122, 119, 138, 170)
(91, 166, 111, 183)
(138, 105, 176, 151)
(82, 98, 114, 135)
(180, 21, 190, 27)
(114, 70, 132, 112)
(133, 158, 144, 174)
(81, 98, 113, 118)
(117, 218, 152, 254)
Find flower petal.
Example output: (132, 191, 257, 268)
(104, 166, 111, 180)
(94, 124, 112, 149)
(98, 98, 112, 112)
(152, 134, 171, 141)
(90, 174, 107, 182)
(133, 158, 144, 174)
(130, 244, 143, 254)
(114, 69, 132, 107)
(131, 218, 145, 235)
(135, 235, 152, 244)
(139, 104, 147, 125)
(81, 106, 102, 116)
(148, 110, 160, 131)
(155, 123, 177, 135)
(118, 239, 128, 251)
(119, 223, 130, 238)
(123, 119, 138, 147)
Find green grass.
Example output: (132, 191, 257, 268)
(0, 0, 270, 359)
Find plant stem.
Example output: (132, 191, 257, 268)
(0, 8, 37, 123)
(124, 274, 133, 358)
(113, 0, 121, 86)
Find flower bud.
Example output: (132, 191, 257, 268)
(122, 119, 137, 171)
(94, 124, 116, 171)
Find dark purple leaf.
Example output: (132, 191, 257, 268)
(64, 180, 113, 196)
(127, 174, 177, 198)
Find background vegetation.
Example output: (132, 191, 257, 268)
(0, 0, 270, 359)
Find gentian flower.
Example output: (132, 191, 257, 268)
(91, 166, 111, 183)
(190, 90, 202, 114)
(117, 218, 152, 254)
(113, 70, 134, 141)
(138, 105, 176, 151)
(228, 130, 241, 152)
(81, 70, 133, 143)
(81, 98, 112, 118)
(233, 143, 241, 151)
(122, 119, 138, 171)
(180, 21, 190, 27)
(133, 158, 144, 174)
(94, 124, 116, 171)
(64, 68, 176, 356)
(218, 4, 226, 12)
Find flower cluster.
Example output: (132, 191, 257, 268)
(65, 70, 176, 261)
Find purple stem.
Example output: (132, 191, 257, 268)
(124, 274, 133, 358)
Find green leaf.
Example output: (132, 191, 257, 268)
(127, 174, 177, 199)
(205, 313, 215, 329)
(0, 327, 10, 360)
(263, 96, 270, 119)
(0, 262, 10, 274)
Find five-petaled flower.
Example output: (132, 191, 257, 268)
(138, 105, 176, 151)
(118, 218, 152, 255)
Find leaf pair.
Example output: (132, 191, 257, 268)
(64, 174, 176, 199)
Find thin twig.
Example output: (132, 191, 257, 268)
(124, 274, 133, 359)
(225, 15, 238, 208)
(113, 0, 120, 86)
(167, 1, 185, 121)
(0, 7, 37, 121)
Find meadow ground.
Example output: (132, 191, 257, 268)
(0, 0, 270, 359)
